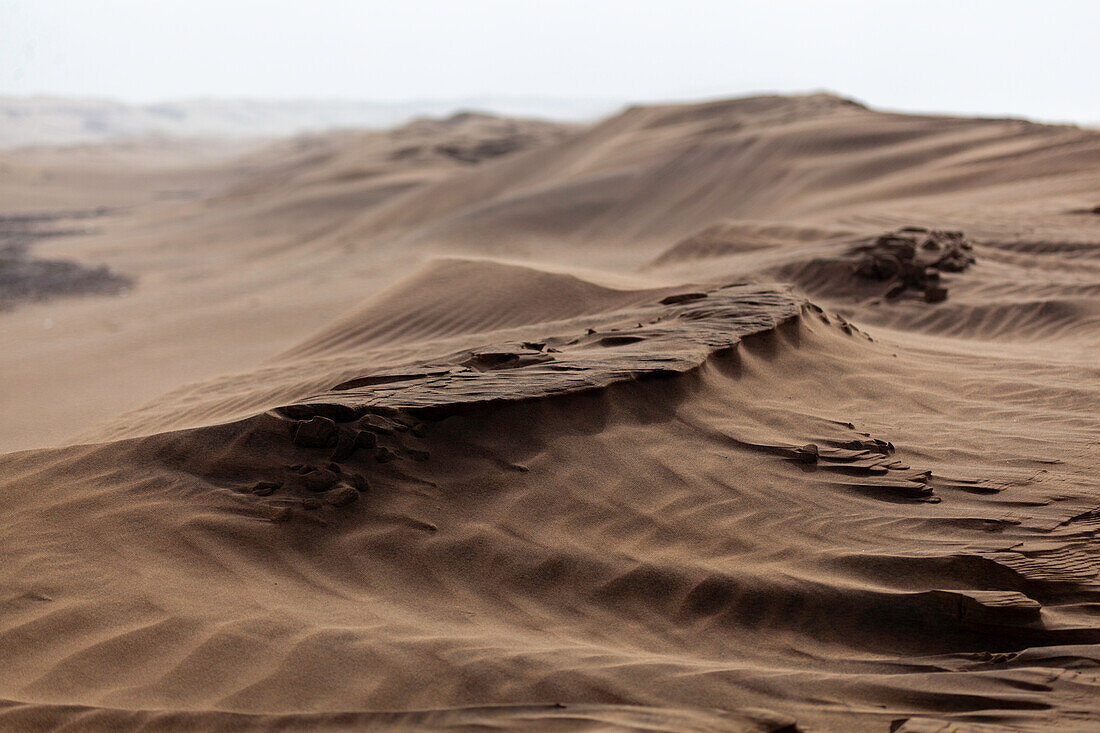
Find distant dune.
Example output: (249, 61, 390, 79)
(1, 94, 1099, 731)
(0, 95, 617, 149)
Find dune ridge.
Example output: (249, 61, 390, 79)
(1, 94, 1099, 730)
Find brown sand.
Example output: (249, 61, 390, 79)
(1, 96, 1099, 731)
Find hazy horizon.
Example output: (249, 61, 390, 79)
(3, 0, 1099, 125)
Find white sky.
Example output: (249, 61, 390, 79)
(2, 0, 1098, 122)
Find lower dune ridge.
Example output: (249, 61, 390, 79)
(2, 271, 1099, 731)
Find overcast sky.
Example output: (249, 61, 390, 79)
(2, 0, 1098, 122)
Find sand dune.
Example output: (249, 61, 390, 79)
(0, 96, 610, 149)
(1, 94, 1099, 731)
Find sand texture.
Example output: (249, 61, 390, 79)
(1, 96, 1099, 731)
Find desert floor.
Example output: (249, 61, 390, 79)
(1, 95, 1098, 731)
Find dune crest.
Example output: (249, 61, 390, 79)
(2, 94, 1100, 730)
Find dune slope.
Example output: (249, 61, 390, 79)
(1, 95, 1100, 731)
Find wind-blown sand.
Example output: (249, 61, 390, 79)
(1, 96, 1098, 731)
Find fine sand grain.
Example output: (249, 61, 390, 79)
(1, 96, 1099, 731)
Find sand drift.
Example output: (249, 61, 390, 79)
(1, 94, 1099, 731)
